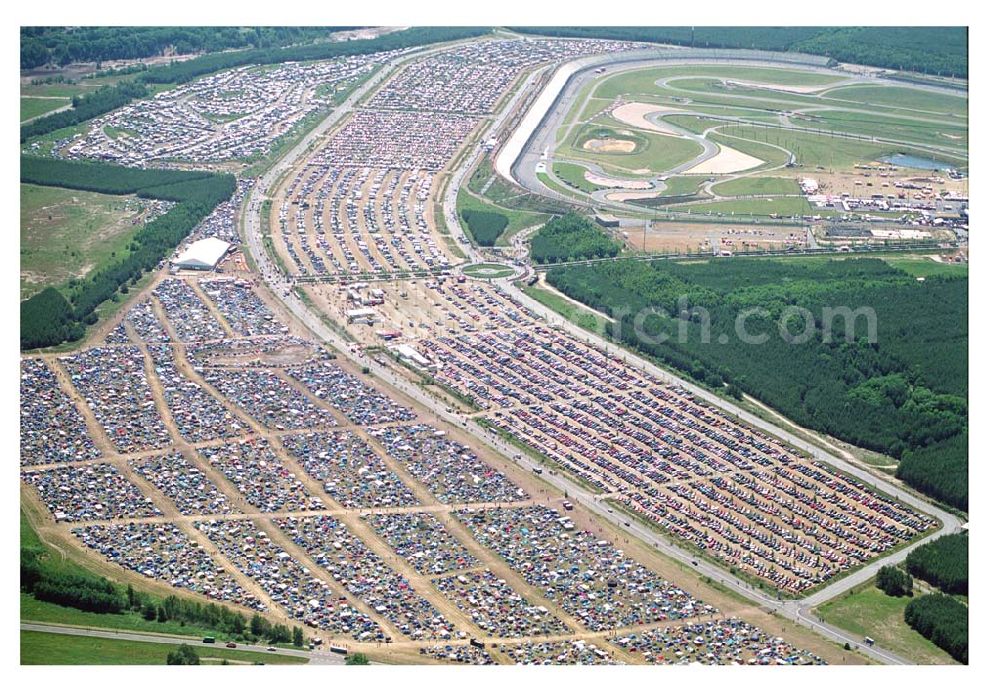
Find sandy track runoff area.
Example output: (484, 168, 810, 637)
(683, 144, 764, 175)
(611, 102, 683, 135)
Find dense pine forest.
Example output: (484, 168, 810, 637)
(529, 213, 621, 263)
(546, 257, 968, 509)
(20, 157, 235, 350)
(21, 81, 148, 142)
(512, 27, 968, 77)
(20, 27, 352, 69)
(905, 534, 968, 595)
(904, 594, 968, 663)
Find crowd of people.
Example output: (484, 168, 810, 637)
(62, 56, 394, 165)
(153, 278, 228, 343)
(148, 343, 251, 443)
(498, 639, 621, 665)
(60, 345, 172, 453)
(419, 643, 496, 665)
(363, 512, 480, 576)
(199, 367, 337, 431)
(287, 361, 417, 425)
(200, 277, 288, 338)
(131, 451, 236, 516)
(182, 179, 252, 246)
(18, 33, 919, 664)
(122, 298, 170, 344)
(199, 439, 325, 513)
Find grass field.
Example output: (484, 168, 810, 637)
(552, 162, 602, 194)
(713, 125, 953, 170)
(880, 256, 969, 278)
(592, 65, 846, 100)
(815, 581, 957, 665)
(712, 176, 801, 196)
(794, 109, 967, 150)
(661, 175, 710, 196)
(522, 284, 606, 335)
(456, 186, 547, 246)
(822, 85, 968, 118)
(660, 114, 730, 134)
(20, 631, 308, 666)
(20, 592, 235, 642)
(561, 125, 703, 176)
(20, 183, 148, 300)
(576, 64, 968, 178)
(20, 96, 70, 122)
(679, 195, 815, 217)
(462, 263, 516, 279)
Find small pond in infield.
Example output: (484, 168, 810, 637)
(878, 153, 954, 170)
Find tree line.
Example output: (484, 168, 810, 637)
(20, 157, 235, 350)
(904, 594, 968, 663)
(22, 540, 302, 646)
(905, 533, 968, 596)
(896, 433, 968, 511)
(545, 257, 967, 509)
(21, 80, 148, 143)
(510, 27, 967, 77)
(21, 27, 350, 69)
(875, 565, 913, 597)
(529, 212, 621, 263)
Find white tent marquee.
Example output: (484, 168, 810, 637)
(172, 237, 231, 270)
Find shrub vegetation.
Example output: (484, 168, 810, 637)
(875, 566, 913, 597)
(529, 213, 620, 263)
(461, 209, 509, 246)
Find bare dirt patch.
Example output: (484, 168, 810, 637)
(622, 221, 808, 253)
(583, 138, 636, 153)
